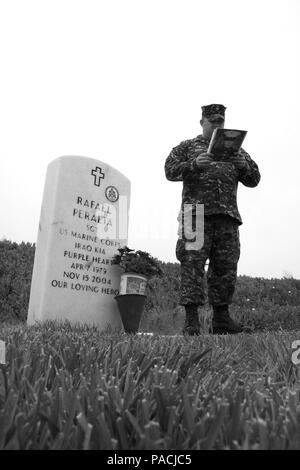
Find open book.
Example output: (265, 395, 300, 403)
(207, 128, 247, 161)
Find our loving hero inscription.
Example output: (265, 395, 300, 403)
(27, 156, 131, 329)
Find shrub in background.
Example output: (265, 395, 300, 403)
(0, 239, 300, 332)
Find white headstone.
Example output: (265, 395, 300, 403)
(28, 156, 130, 329)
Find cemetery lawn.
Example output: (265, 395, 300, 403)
(0, 321, 300, 450)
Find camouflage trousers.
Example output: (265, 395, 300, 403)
(175, 214, 240, 306)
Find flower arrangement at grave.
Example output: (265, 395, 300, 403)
(112, 246, 163, 279)
(112, 246, 164, 333)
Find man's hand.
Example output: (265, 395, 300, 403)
(230, 152, 248, 169)
(195, 152, 214, 169)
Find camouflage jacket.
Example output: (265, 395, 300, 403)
(165, 134, 261, 225)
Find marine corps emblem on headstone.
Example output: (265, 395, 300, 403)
(105, 185, 119, 202)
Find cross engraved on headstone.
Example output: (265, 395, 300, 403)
(91, 167, 105, 187)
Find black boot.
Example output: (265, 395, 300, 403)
(182, 304, 201, 336)
(211, 304, 243, 334)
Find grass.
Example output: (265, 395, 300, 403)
(140, 304, 300, 335)
(0, 320, 300, 449)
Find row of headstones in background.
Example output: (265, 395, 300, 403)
(27, 156, 131, 330)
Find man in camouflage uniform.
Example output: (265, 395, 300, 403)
(165, 104, 260, 335)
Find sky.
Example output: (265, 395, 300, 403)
(0, 0, 300, 279)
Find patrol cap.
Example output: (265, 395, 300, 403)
(201, 104, 226, 122)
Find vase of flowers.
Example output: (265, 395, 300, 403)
(112, 246, 163, 333)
